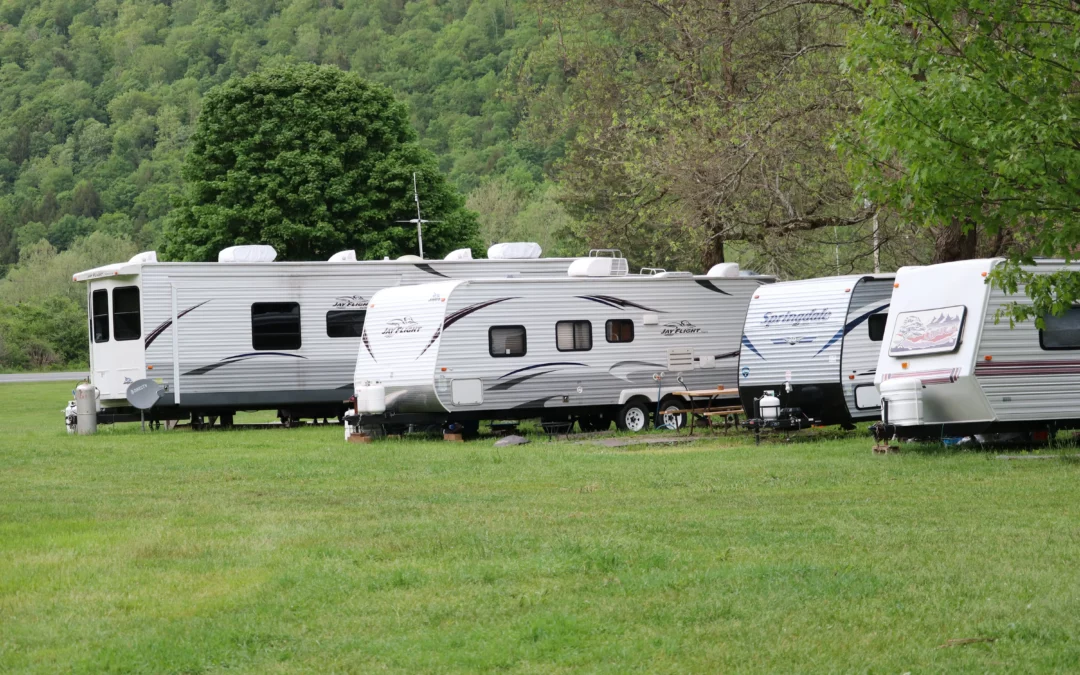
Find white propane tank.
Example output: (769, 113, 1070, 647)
(74, 383, 99, 435)
(879, 379, 924, 426)
(759, 391, 780, 420)
(355, 381, 386, 414)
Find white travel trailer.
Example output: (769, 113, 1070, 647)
(876, 258, 1080, 440)
(73, 245, 588, 426)
(352, 261, 773, 432)
(737, 274, 894, 428)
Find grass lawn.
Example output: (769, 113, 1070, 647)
(1, 382, 1078, 672)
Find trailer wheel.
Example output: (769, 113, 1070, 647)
(657, 397, 686, 430)
(616, 400, 651, 433)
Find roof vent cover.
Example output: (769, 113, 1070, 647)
(329, 250, 356, 262)
(219, 245, 277, 263)
(706, 263, 740, 277)
(488, 242, 541, 259)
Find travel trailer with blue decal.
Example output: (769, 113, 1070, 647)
(72, 244, 589, 427)
(737, 274, 894, 428)
(876, 258, 1080, 441)
(352, 261, 773, 433)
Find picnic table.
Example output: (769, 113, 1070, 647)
(668, 388, 743, 435)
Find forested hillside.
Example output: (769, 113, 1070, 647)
(0, 0, 566, 274)
(0, 0, 1075, 369)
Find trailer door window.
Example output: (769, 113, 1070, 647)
(868, 314, 887, 342)
(556, 320, 592, 352)
(606, 319, 634, 343)
(1039, 308, 1080, 350)
(326, 310, 366, 338)
(252, 302, 302, 350)
(112, 286, 141, 341)
(91, 289, 109, 343)
(489, 326, 526, 357)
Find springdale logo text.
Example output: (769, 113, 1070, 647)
(761, 309, 832, 327)
(660, 320, 705, 336)
(382, 317, 423, 336)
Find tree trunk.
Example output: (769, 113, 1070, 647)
(703, 234, 725, 268)
(932, 217, 977, 263)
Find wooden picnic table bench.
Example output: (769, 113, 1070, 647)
(669, 389, 743, 435)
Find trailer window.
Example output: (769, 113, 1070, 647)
(489, 326, 526, 357)
(112, 286, 141, 341)
(1039, 308, 1080, 350)
(91, 289, 109, 343)
(556, 321, 592, 352)
(868, 314, 887, 342)
(252, 302, 301, 350)
(326, 310, 366, 338)
(606, 319, 634, 343)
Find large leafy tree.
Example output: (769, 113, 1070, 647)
(163, 64, 480, 261)
(844, 0, 1080, 319)
(514, 0, 884, 275)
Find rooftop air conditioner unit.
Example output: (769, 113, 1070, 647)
(218, 245, 277, 263)
(488, 242, 542, 260)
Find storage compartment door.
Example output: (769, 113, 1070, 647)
(854, 384, 881, 410)
(451, 379, 484, 406)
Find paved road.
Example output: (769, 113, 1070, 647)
(0, 371, 88, 384)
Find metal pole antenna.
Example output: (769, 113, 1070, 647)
(413, 172, 424, 259)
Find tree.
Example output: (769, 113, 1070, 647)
(843, 0, 1080, 320)
(515, 0, 876, 274)
(162, 64, 480, 261)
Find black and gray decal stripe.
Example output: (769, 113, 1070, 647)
(362, 329, 376, 362)
(443, 297, 517, 329)
(145, 300, 211, 348)
(487, 370, 554, 391)
(416, 263, 450, 278)
(184, 352, 306, 376)
(417, 297, 517, 359)
(499, 362, 587, 379)
(512, 396, 556, 410)
(695, 280, 732, 296)
(576, 296, 664, 312)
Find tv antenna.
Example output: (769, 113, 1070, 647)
(396, 172, 441, 259)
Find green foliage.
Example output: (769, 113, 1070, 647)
(0, 232, 135, 369)
(844, 0, 1080, 316)
(512, 0, 875, 274)
(0, 0, 557, 271)
(466, 176, 578, 257)
(163, 64, 479, 261)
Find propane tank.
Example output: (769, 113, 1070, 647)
(354, 381, 386, 414)
(74, 382, 99, 435)
(759, 391, 781, 420)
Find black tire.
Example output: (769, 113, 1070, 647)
(656, 397, 686, 430)
(460, 419, 481, 437)
(616, 400, 651, 433)
(578, 414, 611, 432)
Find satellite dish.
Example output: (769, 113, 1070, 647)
(126, 379, 164, 410)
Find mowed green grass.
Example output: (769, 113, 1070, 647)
(1, 383, 1079, 672)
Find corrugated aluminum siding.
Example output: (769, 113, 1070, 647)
(840, 278, 893, 418)
(138, 257, 576, 404)
(976, 262, 1080, 422)
(739, 276, 861, 390)
(431, 275, 768, 413)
